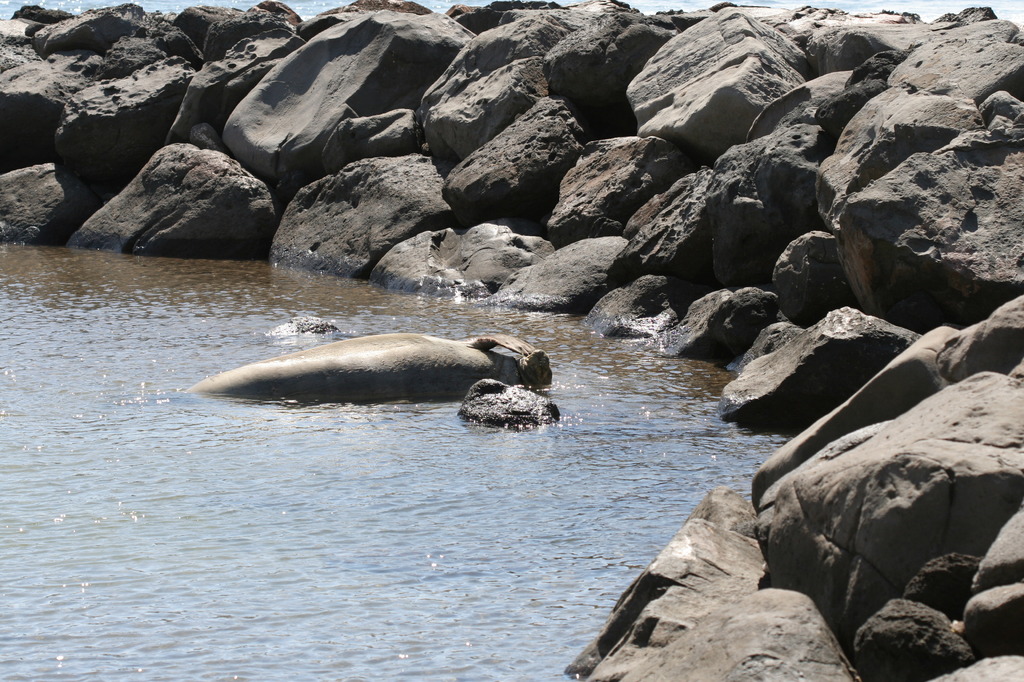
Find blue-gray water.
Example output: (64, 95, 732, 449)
(1, 245, 789, 680)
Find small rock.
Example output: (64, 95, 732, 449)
(267, 316, 340, 336)
(903, 553, 982, 621)
(457, 379, 558, 428)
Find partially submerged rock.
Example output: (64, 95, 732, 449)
(457, 378, 559, 428)
(584, 275, 711, 339)
(0, 163, 101, 245)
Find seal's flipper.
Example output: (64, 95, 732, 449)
(464, 334, 537, 357)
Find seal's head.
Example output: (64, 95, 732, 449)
(517, 350, 552, 388)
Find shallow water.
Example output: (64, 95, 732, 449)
(0, 245, 789, 680)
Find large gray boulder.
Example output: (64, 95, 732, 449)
(763, 371, 1024, 650)
(567, 487, 763, 681)
(68, 144, 281, 259)
(441, 96, 589, 226)
(930, 657, 1024, 681)
(706, 123, 834, 285)
(935, 291, 1024, 382)
(833, 127, 1024, 326)
(0, 163, 101, 245)
(201, 10, 296, 62)
(55, 57, 194, 183)
(720, 307, 918, 428)
(418, 13, 576, 161)
(546, 136, 694, 248)
(814, 50, 908, 140)
(889, 20, 1024, 104)
(817, 88, 984, 229)
(369, 220, 553, 298)
(32, 3, 147, 57)
(223, 12, 469, 181)
(626, 9, 810, 163)
(662, 287, 781, 361)
(964, 583, 1024, 657)
(748, 71, 850, 140)
(617, 589, 856, 682)
(167, 28, 305, 143)
(974, 505, 1024, 593)
(271, 154, 454, 278)
(584, 275, 711, 339)
(853, 599, 974, 682)
(805, 21, 928, 74)
(773, 231, 857, 326)
(486, 235, 626, 314)
(172, 5, 242, 54)
(614, 168, 714, 284)
(0, 51, 99, 173)
(322, 108, 422, 173)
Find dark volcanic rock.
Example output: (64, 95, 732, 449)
(271, 154, 455, 278)
(662, 287, 781, 361)
(719, 307, 918, 428)
(903, 553, 981, 621)
(32, 3, 146, 57)
(68, 144, 281, 259)
(853, 599, 975, 682)
(441, 96, 589, 226)
(584, 275, 711, 339)
(267, 316, 341, 335)
(172, 5, 242, 54)
(458, 379, 559, 428)
(546, 136, 694, 248)
(0, 163, 101, 246)
(201, 10, 295, 62)
(773, 231, 857, 326)
(815, 50, 909, 139)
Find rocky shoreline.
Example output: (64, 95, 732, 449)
(1, 0, 1023, 678)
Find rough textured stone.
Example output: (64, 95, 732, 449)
(853, 599, 975, 682)
(773, 231, 858, 326)
(0, 163, 101, 246)
(930, 657, 1024, 681)
(833, 127, 1024, 326)
(172, 5, 242, 54)
(706, 123, 834, 285)
(662, 287, 780, 361)
(457, 379, 559, 428)
(584, 275, 711, 339)
(369, 220, 552, 299)
(748, 71, 849, 141)
(546, 136, 694, 248)
(626, 9, 810, 163)
(441, 97, 589, 226)
(805, 22, 928, 74)
(322, 108, 422, 173)
(720, 307, 918, 428)
(903, 553, 981, 621)
(964, 583, 1024, 657)
(201, 10, 296, 62)
(486, 236, 626, 314)
(418, 14, 574, 160)
(68, 144, 281, 259)
(981, 90, 1024, 130)
(32, 3, 146, 57)
(889, 20, 1024, 104)
(814, 50, 908, 139)
(614, 168, 714, 284)
(56, 57, 194, 183)
(167, 28, 305, 143)
(267, 316, 341, 336)
(974, 504, 1024, 593)
(752, 325, 959, 507)
(726, 321, 803, 373)
(616, 589, 856, 682)
(764, 372, 1024, 651)
(271, 154, 454, 279)
(0, 51, 99, 173)
(567, 487, 762, 681)
(224, 12, 469, 181)
(936, 294, 1024, 383)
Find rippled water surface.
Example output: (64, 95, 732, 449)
(0, 245, 788, 680)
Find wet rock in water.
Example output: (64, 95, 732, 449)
(172, 5, 243, 54)
(56, 57, 194, 184)
(271, 154, 455, 279)
(706, 123, 834, 285)
(457, 379, 558, 428)
(418, 13, 574, 161)
(662, 287, 781, 361)
(486, 235, 626, 314)
(441, 96, 589, 226)
(0, 163, 101, 246)
(584, 275, 711, 339)
(853, 599, 975, 682)
(68, 144, 281, 260)
(370, 220, 552, 299)
(545, 136, 695, 249)
(224, 12, 468, 182)
(267, 316, 341, 336)
(614, 168, 715, 284)
(0, 50, 99, 173)
(719, 307, 918, 428)
(903, 553, 982, 621)
(627, 8, 810, 163)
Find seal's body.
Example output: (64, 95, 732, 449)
(188, 333, 550, 402)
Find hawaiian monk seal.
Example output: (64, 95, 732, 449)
(188, 333, 551, 402)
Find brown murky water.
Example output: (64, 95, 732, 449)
(0, 244, 787, 680)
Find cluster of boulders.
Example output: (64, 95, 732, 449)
(1, 0, 1023, 676)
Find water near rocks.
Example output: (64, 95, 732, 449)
(0, 244, 788, 680)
